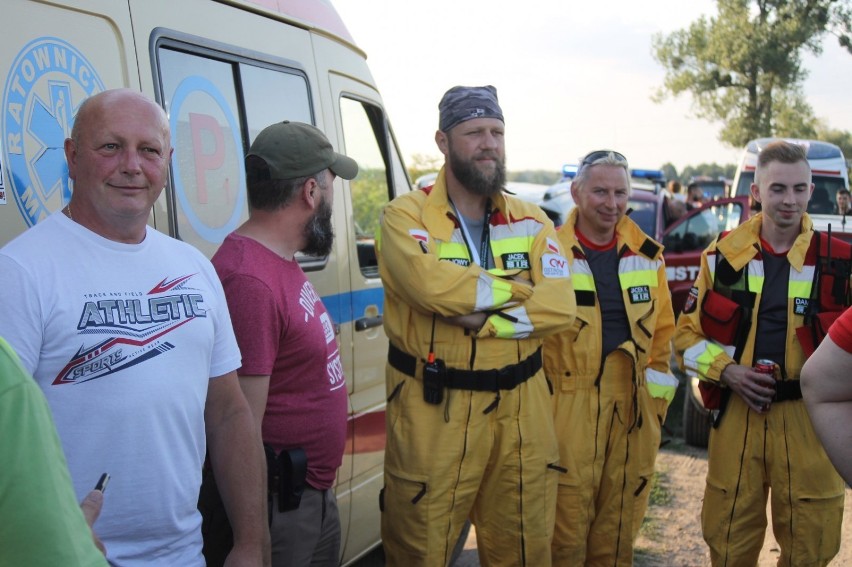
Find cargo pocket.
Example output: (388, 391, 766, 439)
(554, 482, 587, 554)
(385, 371, 406, 433)
(381, 467, 430, 557)
(701, 476, 731, 550)
(543, 461, 564, 539)
(634, 300, 657, 354)
(792, 491, 844, 564)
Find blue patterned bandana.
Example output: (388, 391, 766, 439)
(438, 85, 504, 132)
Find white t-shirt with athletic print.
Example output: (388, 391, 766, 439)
(0, 212, 241, 567)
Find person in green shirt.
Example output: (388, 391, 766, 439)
(0, 336, 107, 567)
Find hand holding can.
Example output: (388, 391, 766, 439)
(754, 359, 777, 411)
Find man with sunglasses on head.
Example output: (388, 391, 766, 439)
(543, 150, 678, 566)
(377, 85, 576, 566)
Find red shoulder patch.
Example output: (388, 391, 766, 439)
(683, 286, 699, 314)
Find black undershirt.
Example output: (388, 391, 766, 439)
(753, 241, 790, 365)
(577, 230, 630, 357)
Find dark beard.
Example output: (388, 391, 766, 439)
(448, 149, 506, 197)
(301, 197, 335, 257)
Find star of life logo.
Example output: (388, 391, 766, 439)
(54, 275, 206, 385)
(2, 37, 105, 227)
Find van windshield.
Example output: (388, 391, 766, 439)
(735, 172, 848, 215)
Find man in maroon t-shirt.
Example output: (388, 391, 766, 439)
(202, 121, 358, 567)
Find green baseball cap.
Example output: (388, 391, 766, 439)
(247, 121, 358, 180)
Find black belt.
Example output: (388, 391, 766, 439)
(773, 380, 802, 403)
(388, 342, 542, 392)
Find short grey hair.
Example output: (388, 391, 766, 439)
(573, 151, 631, 194)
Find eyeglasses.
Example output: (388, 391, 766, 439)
(580, 150, 627, 167)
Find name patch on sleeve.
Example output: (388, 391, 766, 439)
(441, 258, 471, 267)
(629, 285, 651, 304)
(542, 253, 569, 278)
(502, 252, 530, 270)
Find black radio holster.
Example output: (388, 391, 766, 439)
(265, 445, 308, 513)
(422, 358, 446, 405)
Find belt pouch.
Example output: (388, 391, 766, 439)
(422, 358, 446, 404)
(269, 447, 308, 512)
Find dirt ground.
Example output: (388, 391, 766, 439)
(633, 440, 852, 567)
(453, 384, 852, 567)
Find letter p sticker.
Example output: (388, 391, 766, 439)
(189, 112, 225, 204)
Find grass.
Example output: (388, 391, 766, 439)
(639, 468, 673, 542)
(648, 470, 673, 507)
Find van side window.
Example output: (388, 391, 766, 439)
(157, 46, 312, 258)
(241, 64, 312, 140)
(340, 97, 390, 278)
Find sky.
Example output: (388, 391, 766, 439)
(332, 0, 852, 175)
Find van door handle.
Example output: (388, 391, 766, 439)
(355, 315, 383, 331)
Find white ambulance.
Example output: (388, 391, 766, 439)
(732, 137, 851, 239)
(0, 0, 412, 563)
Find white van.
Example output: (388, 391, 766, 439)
(732, 137, 851, 238)
(0, 1, 410, 563)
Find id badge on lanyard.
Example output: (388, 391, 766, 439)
(453, 200, 492, 269)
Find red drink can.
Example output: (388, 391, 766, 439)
(754, 359, 776, 376)
(754, 359, 776, 411)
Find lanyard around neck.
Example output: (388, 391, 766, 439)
(451, 199, 492, 268)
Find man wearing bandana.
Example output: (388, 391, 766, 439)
(377, 85, 576, 566)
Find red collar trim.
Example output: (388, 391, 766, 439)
(576, 228, 617, 251)
(760, 237, 789, 257)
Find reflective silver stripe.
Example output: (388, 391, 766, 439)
(619, 255, 662, 275)
(489, 217, 542, 240)
(498, 305, 533, 339)
(683, 340, 734, 378)
(475, 272, 497, 311)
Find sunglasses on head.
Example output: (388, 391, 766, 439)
(580, 150, 628, 167)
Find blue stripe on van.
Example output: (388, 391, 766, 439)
(322, 287, 385, 325)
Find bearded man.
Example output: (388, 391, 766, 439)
(203, 121, 358, 567)
(376, 85, 576, 567)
